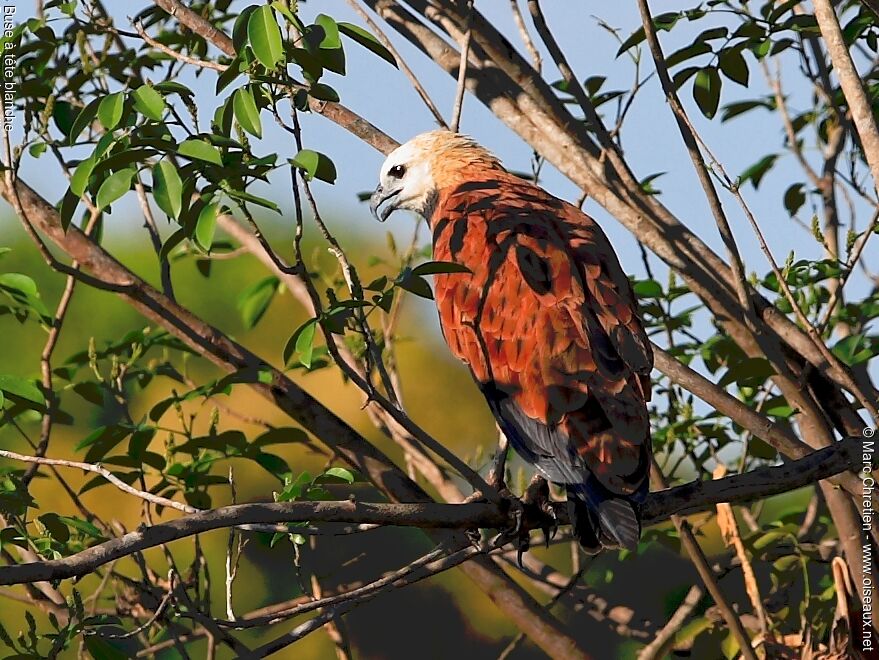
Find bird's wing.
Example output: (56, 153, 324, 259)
(432, 177, 651, 496)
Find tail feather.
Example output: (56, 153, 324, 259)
(566, 483, 641, 553)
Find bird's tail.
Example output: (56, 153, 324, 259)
(566, 482, 641, 554)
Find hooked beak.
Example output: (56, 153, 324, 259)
(369, 185, 401, 222)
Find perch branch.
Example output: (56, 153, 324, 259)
(0, 437, 859, 586)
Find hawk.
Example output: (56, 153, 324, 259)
(370, 131, 653, 553)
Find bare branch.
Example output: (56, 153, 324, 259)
(133, 20, 227, 71)
(0, 437, 859, 586)
(509, 0, 541, 72)
(814, 0, 879, 191)
(652, 346, 859, 497)
(635, 0, 752, 318)
(0, 449, 197, 514)
(346, 0, 448, 127)
(450, 0, 473, 132)
(649, 460, 758, 660)
(637, 585, 703, 660)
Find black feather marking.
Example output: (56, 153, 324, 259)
(449, 219, 468, 259)
(453, 180, 502, 193)
(515, 245, 552, 296)
(432, 217, 451, 244)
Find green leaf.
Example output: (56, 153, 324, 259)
(95, 168, 134, 210)
(29, 142, 47, 158)
(309, 83, 340, 102)
(396, 271, 433, 300)
(67, 98, 101, 144)
(633, 279, 663, 298)
(832, 333, 876, 366)
(70, 157, 96, 197)
(323, 467, 355, 483)
(97, 92, 124, 130)
(216, 55, 244, 94)
(85, 636, 128, 660)
(57, 515, 103, 539)
(665, 42, 711, 68)
(153, 81, 194, 97)
(225, 187, 280, 212)
(254, 452, 291, 480)
(248, 5, 285, 69)
(337, 22, 397, 67)
(152, 160, 183, 219)
(271, 1, 304, 31)
(411, 261, 472, 276)
(0, 273, 36, 297)
(253, 427, 310, 448)
(739, 154, 778, 189)
(38, 513, 69, 542)
(314, 14, 341, 49)
(616, 13, 679, 57)
(616, 27, 646, 56)
(132, 84, 167, 121)
(720, 99, 772, 122)
(692, 66, 722, 119)
(73, 381, 103, 405)
(233, 87, 262, 138)
(0, 374, 44, 406)
(178, 138, 223, 166)
(291, 149, 336, 183)
(639, 172, 665, 195)
(295, 320, 316, 368)
(195, 202, 219, 251)
(60, 190, 79, 232)
(672, 66, 700, 91)
(718, 48, 749, 86)
(783, 183, 806, 216)
(238, 276, 280, 329)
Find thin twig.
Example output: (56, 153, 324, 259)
(637, 585, 703, 660)
(134, 175, 175, 301)
(714, 466, 768, 637)
(450, 0, 474, 132)
(133, 20, 228, 71)
(0, 449, 198, 514)
(309, 538, 353, 660)
(247, 543, 478, 656)
(818, 208, 879, 332)
(635, 0, 753, 319)
(20, 269, 78, 489)
(509, 0, 541, 72)
(649, 461, 758, 660)
(346, 0, 448, 127)
(497, 567, 586, 660)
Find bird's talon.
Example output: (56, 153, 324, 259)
(516, 540, 530, 568)
(466, 527, 482, 548)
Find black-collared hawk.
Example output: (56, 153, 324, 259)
(370, 131, 653, 553)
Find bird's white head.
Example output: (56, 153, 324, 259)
(370, 130, 501, 222)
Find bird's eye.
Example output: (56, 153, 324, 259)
(388, 164, 406, 179)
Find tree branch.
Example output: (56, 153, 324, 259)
(0, 437, 859, 586)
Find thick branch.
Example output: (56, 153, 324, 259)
(0, 437, 859, 586)
(814, 0, 879, 191)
